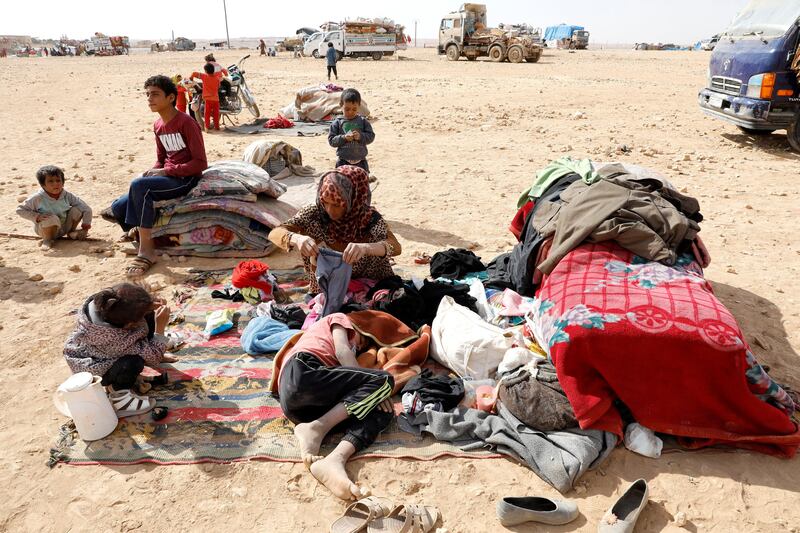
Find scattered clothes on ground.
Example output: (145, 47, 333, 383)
(204, 308, 236, 339)
(485, 173, 580, 295)
(269, 304, 308, 330)
(534, 163, 703, 274)
(418, 280, 478, 326)
(401, 368, 465, 413)
(532, 241, 800, 457)
(232, 260, 275, 302)
(431, 296, 526, 380)
(430, 248, 486, 280)
(211, 288, 244, 302)
(399, 402, 616, 493)
(240, 316, 300, 355)
(517, 156, 600, 208)
(316, 248, 353, 316)
(264, 115, 294, 129)
(349, 310, 430, 393)
(498, 361, 578, 432)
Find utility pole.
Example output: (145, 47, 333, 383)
(414, 20, 418, 48)
(223, 0, 231, 49)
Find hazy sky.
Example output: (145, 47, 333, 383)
(3, 0, 751, 44)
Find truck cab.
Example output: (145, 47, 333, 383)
(698, 0, 800, 151)
(573, 30, 590, 49)
(304, 31, 325, 58)
(439, 3, 487, 59)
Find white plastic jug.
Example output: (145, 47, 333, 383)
(53, 372, 118, 441)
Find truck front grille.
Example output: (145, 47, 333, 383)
(710, 76, 742, 96)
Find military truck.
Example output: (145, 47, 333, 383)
(439, 3, 542, 63)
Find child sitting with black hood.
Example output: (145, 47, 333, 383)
(63, 283, 176, 417)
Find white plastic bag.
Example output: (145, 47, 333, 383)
(624, 423, 663, 458)
(431, 296, 525, 380)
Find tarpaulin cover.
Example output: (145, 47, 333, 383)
(544, 25, 585, 41)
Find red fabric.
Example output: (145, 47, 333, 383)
(176, 85, 188, 112)
(510, 200, 535, 241)
(264, 115, 295, 129)
(232, 260, 272, 294)
(191, 72, 221, 101)
(153, 111, 208, 177)
(204, 100, 220, 130)
(536, 242, 800, 457)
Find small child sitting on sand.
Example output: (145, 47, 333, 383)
(16, 165, 92, 250)
(271, 313, 394, 500)
(63, 283, 177, 417)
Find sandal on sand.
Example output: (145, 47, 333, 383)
(126, 256, 154, 277)
(108, 389, 155, 417)
(165, 332, 185, 351)
(331, 497, 393, 533)
(368, 504, 439, 533)
(330, 496, 392, 533)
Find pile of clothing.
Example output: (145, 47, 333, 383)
(280, 84, 370, 122)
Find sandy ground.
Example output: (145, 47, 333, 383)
(1, 47, 799, 532)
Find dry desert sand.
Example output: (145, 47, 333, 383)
(0, 47, 799, 532)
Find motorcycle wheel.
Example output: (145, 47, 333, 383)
(247, 101, 260, 118)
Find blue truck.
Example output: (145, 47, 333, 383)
(698, 0, 800, 151)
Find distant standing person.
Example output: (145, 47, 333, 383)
(259, 39, 267, 56)
(328, 88, 374, 173)
(326, 42, 338, 81)
(190, 63, 222, 131)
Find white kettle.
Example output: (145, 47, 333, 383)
(53, 372, 118, 441)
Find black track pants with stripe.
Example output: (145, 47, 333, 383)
(278, 352, 394, 452)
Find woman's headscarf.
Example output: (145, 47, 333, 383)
(315, 165, 376, 243)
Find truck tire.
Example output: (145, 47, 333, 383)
(526, 50, 542, 63)
(446, 44, 460, 61)
(507, 45, 524, 63)
(488, 45, 506, 62)
(788, 119, 800, 152)
(372, 51, 383, 61)
(312, 49, 319, 59)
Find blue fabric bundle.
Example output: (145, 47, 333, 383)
(240, 316, 300, 354)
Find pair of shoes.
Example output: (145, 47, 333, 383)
(496, 497, 578, 527)
(496, 479, 648, 531)
(330, 497, 439, 533)
(598, 479, 649, 533)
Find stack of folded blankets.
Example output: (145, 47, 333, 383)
(152, 160, 297, 258)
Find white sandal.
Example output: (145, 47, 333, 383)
(165, 332, 185, 352)
(108, 389, 155, 417)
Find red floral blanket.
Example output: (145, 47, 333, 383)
(531, 242, 799, 457)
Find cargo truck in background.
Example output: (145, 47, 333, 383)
(318, 20, 407, 61)
(438, 3, 542, 63)
(697, 0, 800, 151)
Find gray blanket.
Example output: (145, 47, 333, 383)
(399, 402, 616, 493)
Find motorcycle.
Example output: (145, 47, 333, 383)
(188, 54, 260, 127)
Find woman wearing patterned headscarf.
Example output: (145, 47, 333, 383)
(268, 165, 401, 291)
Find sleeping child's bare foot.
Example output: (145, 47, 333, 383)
(293, 422, 326, 467)
(309, 448, 364, 501)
